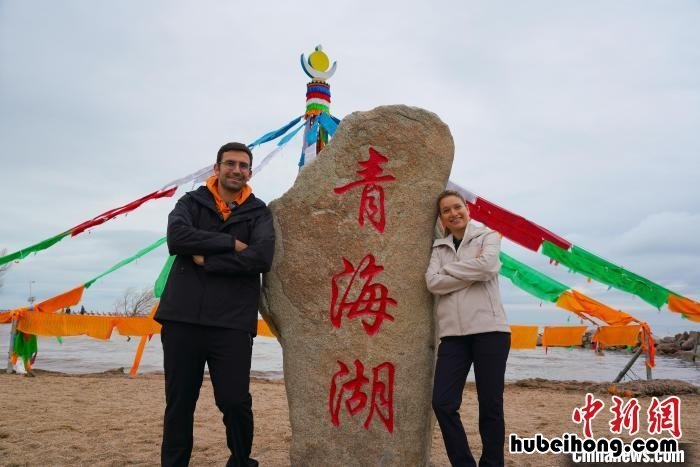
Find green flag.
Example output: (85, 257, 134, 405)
(541, 241, 671, 308)
(0, 231, 71, 266)
(499, 252, 569, 303)
(154, 255, 176, 298)
(84, 237, 167, 288)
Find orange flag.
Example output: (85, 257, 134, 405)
(34, 286, 85, 314)
(0, 310, 13, 323)
(509, 325, 539, 349)
(129, 303, 160, 376)
(668, 295, 700, 322)
(542, 326, 587, 347)
(592, 325, 641, 348)
(257, 319, 276, 338)
(116, 317, 161, 336)
(17, 312, 114, 339)
(556, 290, 636, 326)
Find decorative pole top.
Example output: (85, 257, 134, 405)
(300, 45, 337, 81)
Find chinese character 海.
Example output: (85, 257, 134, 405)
(330, 254, 397, 336)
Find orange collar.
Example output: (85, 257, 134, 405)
(206, 175, 252, 221)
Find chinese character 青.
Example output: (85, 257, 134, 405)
(334, 147, 396, 233)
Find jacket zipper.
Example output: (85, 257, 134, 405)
(451, 241, 466, 333)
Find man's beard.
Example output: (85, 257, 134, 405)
(221, 176, 245, 191)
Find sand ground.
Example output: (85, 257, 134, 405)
(0, 371, 697, 466)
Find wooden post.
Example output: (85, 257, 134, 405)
(613, 346, 643, 383)
(5, 318, 17, 373)
(694, 332, 699, 363)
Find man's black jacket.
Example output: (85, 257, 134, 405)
(154, 185, 274, 334)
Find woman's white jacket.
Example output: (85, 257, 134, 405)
(425, 223, 510, 338)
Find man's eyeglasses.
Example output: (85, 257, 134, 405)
(219, 160, 250, 171)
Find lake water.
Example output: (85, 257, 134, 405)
(2, 327, 698, 385)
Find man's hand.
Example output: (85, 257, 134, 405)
(192, 255, 205, 266)
(234, 240, 248, 252)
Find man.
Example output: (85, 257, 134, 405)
(155, 142, 274, 466)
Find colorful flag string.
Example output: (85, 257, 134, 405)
(499, 252, 655, 367)
(541, 242, 672, 309)
(84, 237, 166, 289)
(448, 179, 698, 317)
(5, 236, 167, 317)
(151, 112, 337, 289)
(0, 114, 322, 267)
(2, 111, 695, 326)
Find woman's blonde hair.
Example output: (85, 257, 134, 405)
(435, 189, 467, 213)
(435, 190, 468, 237)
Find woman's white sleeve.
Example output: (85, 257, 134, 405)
(441, 231, 501, 281)
(425, 246, 472, 295)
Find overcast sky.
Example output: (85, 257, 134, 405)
(1, 1, 698, 335)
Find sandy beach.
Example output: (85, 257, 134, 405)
(0, 371, 697, 466)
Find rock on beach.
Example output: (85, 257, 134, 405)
(261, 105, 454, 466)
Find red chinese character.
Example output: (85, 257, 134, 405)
(334, 147, 396, 233)
(329, 359, 395, 433)
(330, 254, 397, 336)
(364, 362, 395, 432)
(647, 396, 682, 438)
(609, 395, 641, 435)
(329, 360, 369, 426)
(572, 393, 605, 438)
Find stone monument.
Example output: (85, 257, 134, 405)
(261, 104, 454, 466)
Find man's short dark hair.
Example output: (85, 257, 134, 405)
(217, 142, 253, 165)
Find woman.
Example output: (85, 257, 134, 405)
(425, 190, 510, 467)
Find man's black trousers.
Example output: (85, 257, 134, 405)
(160, 320, 257, 467)
(432, 332, 511, 467)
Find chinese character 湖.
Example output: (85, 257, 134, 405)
(329, 359, 395, 433)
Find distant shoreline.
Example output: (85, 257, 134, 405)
(9, 367, 698, 395)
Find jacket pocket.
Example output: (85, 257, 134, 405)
(483, 282, 497, 315)
(436, 292, 461, 335)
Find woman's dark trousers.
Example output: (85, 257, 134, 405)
(432, 332, 511, 467)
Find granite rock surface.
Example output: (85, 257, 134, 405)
(261, 105, 454, 466)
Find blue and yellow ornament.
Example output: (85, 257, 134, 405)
(300, 45, 337, 81)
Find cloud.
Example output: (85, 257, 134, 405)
(610, 211, 700, 255)
(0, 0, 698, 339)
